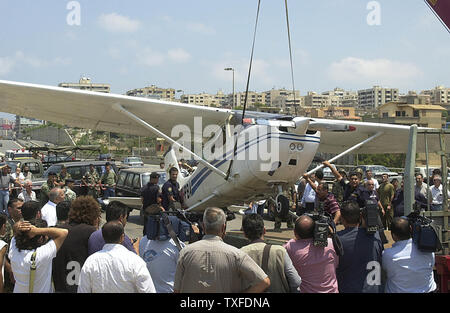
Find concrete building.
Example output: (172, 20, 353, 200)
(422, 86, 450, 104)
(358, 86, 399, 109)
(14, 116, 45, 138)
(299, 106, 360, 120)
(375, 101, 446, 128)
(264, 89, 300, 108)
(126, 85, 175, 100)
(321, 88, 359, 107)
(181, 91, 225, 107)
(0, 118, 14, 139)
(59, 77, 110, 93)
(399, 91, 431, 105)
(304, 92, 330, 107)
(228, 91, 266, 108)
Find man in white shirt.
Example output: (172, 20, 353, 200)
(301, 172, 320, 212)
(382, 217, 436, 293)
(18, 180, 36, 202)
(364, 170, 379, 190)
(414, 173, 429, 199)
(41, 188, 65, 227)
(78, 221, 156, 293)
(430, 175, 450, 211)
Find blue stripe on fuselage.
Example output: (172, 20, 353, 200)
(189, 135, 319, 196)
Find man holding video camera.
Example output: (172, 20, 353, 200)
(336, 201, 383, 293)
(382, 217, 437, 293)
(284, 215, 339, 293)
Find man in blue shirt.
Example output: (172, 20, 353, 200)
(88, 201, 136, 255)
(382, 217, 437, 293)
(336, 201, 384, 293)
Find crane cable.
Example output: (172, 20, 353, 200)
(285, 0, 297, 116)
(226, 0, 261, 180)
(241, 0, 261, 125)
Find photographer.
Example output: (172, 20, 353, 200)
(302, 174, 341, 225)
(382, 217, 437, 293)
(336, 201, 383, 293)
(139, 204, 198, 293)
(284, 215, 338, 293)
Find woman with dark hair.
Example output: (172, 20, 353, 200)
(52, 196, 101, 293)
(8, 219, 68, 293)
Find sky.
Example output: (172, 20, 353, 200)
(1, 0, 450, 120)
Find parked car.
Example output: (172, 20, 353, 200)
(122, 156, 144, 167)
(113, 165, 167, 215)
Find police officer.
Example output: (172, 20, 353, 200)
(141, 172, 162, 235)
(161, 167, 184, 211)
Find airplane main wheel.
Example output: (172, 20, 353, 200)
(275, 194, 290, 220)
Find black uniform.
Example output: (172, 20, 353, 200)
(161, 179, 184, 211)
(141, 182, 161, 236)
(141, 183, 161, 211)
(340, 179, 367, 208)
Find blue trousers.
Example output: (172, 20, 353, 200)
(103, 187, 115, 199)
(0, 190, 9, 216)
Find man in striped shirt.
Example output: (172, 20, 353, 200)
(303, 173, 341, 225)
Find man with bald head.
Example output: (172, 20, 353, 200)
(174, 207, 270, 293)
(284, 215, 339, 293)
(382, 217, 437, 293)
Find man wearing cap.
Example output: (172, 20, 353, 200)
(64, 178, 77, 202)
(40, 171, 58, 207)
(0, 165, 18, 215)
(82, 164, 100, 199)
(141, 172, 162, 235)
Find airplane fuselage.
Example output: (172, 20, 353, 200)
(180, 124, 321, 212)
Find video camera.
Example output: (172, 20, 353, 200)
(361, 199, 379, 234)
(304, 202, 344, 256)
(407, 205, 442, 253)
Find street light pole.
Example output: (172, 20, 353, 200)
(224, 67, 235, 108)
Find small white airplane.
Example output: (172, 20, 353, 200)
(0, 80, 448, 217)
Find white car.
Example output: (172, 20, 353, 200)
(122, 156, 144, 167)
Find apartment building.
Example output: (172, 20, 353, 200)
(126, 85, 175, 100)
(59, 77, 110, 93)
(358, 86, 399, 109)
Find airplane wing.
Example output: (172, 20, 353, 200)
(0, 80, 233, 137)
(313, 118, 449, 154)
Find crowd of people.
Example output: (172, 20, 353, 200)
(0, 161, 446, 293)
